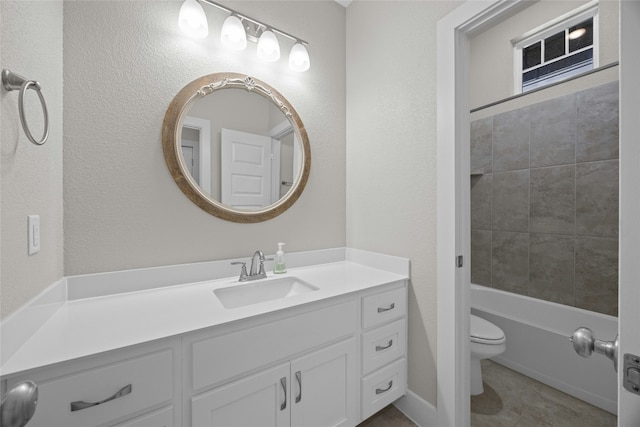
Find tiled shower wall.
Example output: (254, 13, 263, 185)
(470, 81, 619, 316)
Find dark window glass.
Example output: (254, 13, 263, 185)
(569, 18, 594, 52)
(544, 31, 566, 62)
(523, 49, 593, 86)
(523, 41, 541, 69)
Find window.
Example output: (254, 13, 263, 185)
(513, 3, 598, 94)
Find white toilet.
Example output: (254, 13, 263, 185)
(470, 314, 506, 395)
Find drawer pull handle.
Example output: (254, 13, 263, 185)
(376, 340, 394, 351)
(295, 371, 302, 403)
(377, 303, 395, 313)
(375, 381, 393, 395)
(70, 384, 132, 412)
(280, 377, 287, 411)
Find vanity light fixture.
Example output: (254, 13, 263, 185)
(289, 42, 310, 72)
(178, 0, 208, 39)
(220, 14, 247, 51)
(177, 0, 310, 72)
(257, 29, 280, 62)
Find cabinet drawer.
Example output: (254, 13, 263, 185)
(190, 300, 357, 391)
(11, 349, 173, 427)
(362, 287, 406, 329)
(112, 405, 173, 427)
(361, 358, 406, 421)
(362, 319, 406, 375)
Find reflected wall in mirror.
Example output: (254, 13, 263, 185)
(163, 73, 310, 223)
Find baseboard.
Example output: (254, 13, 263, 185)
(393, 389, 438, 427)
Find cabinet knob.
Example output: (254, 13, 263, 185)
(280, 377, 287, 411)
(70, 384, 132, 412)
(377, 303, 395, 313)
(375, 380, 393, 395)
(0, 381, 38, 427)
(295, 371, 302, 403)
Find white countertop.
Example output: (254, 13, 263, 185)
(1, 259, 407, 377)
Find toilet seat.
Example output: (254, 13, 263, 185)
(471, 314, 505, 345)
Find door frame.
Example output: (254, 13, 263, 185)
(437, 3, 529, 424)
(437, 1, 640, 425)
(182, 116, 211, 195)
(617, 1, 640, 423)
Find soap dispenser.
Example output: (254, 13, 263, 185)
(274, 242, 287, 274)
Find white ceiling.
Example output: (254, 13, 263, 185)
(335, 0, 352, 8)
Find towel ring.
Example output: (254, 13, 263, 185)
(2, 69, 49, 146)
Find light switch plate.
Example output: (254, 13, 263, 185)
(28, 215, 40, 255)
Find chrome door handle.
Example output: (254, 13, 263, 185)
(375, 340, 393, 351)
(280, 377, 287, 411)
(0, 381, 38, 427)
(377, 303, 395, 313)
(70, 384, 132, 412)
(570, 327, 619, 372)
(375, 380, 393, 394)
(295, 371, 302, 403)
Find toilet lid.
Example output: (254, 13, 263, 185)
(470, 314, 505, 344)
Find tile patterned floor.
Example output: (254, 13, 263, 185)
(357, 361, 616, 427)
(471, 360, 617, 427)
(357, 404, 417, 427)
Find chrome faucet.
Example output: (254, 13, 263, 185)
(231, 250, 272, 282)
(249, 250, 266, 277)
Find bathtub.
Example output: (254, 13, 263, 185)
(471, 284, 618, 414)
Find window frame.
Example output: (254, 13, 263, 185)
(512, 1, 599, 94)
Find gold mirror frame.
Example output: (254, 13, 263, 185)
(162, 73, 311, 223)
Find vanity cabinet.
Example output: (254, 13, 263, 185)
(359, 286, 408, 420)
(2, 277, 407, 427)
(4, 339, 181, 427)
(184, 299, 359, 426)
(192, 339, 357, 427)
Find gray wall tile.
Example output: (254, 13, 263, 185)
(492, 231, 529, 295)
(471, 174, 492, 230)
(471, 82, 619, 315)
(576, 81, 619, 162)
(576, 160, 619, 237)
(530, 94, 576, 167)
(493, 107, 530, 172)
(471, 117, 493, 173)
(472, 230, 492, 286)
(529, 234, 575, 305)
(492, 170, 529, 232)
(575, 236, 618, 316)
(530, 165, 575, 234)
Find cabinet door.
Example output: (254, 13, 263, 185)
(191, 363, 290, 427)
(290, 339, 357, 427)
(111, 405, 173, 427)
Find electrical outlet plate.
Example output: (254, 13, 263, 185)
(28, 215, 40, 255)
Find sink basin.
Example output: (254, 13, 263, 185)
(214, 276, 319, 309)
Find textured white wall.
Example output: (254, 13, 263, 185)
(0, 1, 64, 319)
(470, 0, 619, 109)
(346, 0, 461, 406)
(63, 1, 346, 275)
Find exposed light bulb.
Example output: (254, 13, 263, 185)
(220, 15, 247, 51)
(289, 43, 310, 72)
(257, 30, 281, 62)
(178, 0, 208, 39)
(568, 28, 587, 40)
